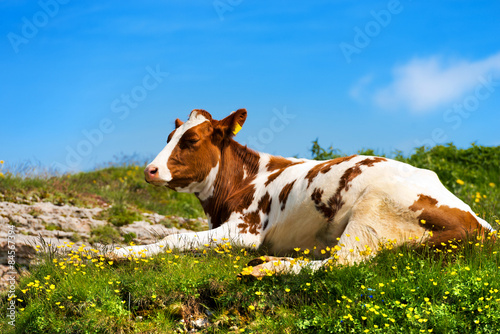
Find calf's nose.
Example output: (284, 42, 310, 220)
(144, 165, 159, 181)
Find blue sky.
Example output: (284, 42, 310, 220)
(1, 0, 499, 173)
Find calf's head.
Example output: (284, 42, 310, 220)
(144, 109, 247, 192)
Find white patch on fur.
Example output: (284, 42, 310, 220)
(177, 162, 219, 201)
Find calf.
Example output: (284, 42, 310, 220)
(112, 109, 493, 275)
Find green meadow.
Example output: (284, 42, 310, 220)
(1, 143, 499, 333)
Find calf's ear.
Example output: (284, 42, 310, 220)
(175, 119, 184, 128)
(219, 108, 247, 137)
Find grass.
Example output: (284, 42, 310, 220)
(1, 143, 500, 333)
(1, 236, 499, 333)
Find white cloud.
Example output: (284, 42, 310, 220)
(371, 52, 500, 113)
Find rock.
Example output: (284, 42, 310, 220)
(0, 200, 206, 291)
(119, 221, 191, 244)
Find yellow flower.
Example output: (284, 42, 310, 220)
(255, 291, 262, 296)
(0, 160, 3, 164)
(456, 179, 465, 185)
(248, 305, 255, 311)
(152, 294, 157, 299)
(285, 288, 290, 293)
(489, 182, 496, 187)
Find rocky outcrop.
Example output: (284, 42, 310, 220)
(0, 201, 208, 291)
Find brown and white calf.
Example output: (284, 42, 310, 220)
(112, 109, 493, 274)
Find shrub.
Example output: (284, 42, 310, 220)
(89, 225, 121, 244)
(97, 204, 143, 227)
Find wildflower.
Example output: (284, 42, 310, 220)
(456, 179, 465, 185)
(489, 182, 496, 187)
(248, 305, 255, 311)
(255, 291, 262, 296)
(0, 160, 4, 164)
(152, 294, 157, 299)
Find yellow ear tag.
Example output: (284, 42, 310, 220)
(233, 123, 242, 135)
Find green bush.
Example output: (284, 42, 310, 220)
(122, 232, 137, 244)
(98, 204, 143, 227)
(89, 225, 121, 244)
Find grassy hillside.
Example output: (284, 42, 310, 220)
(1, 143, 499, 333)
(0, 164, 204, 219)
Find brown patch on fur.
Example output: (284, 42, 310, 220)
(166, 121, 218, 190)
(279, 181, 296, 210)
(265, 171, 281, 186)
(267, 156, 303, 171)
(409, 194, 487, 246)
(238, 192, 272, 235)
(310, 157, 388, 222)
(311, 188, 335, 221)
(265, 157, 304, 186)
(262, 218, 269, 230)
(305, 155, 357, 188)
(201, 140, 260, 229)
